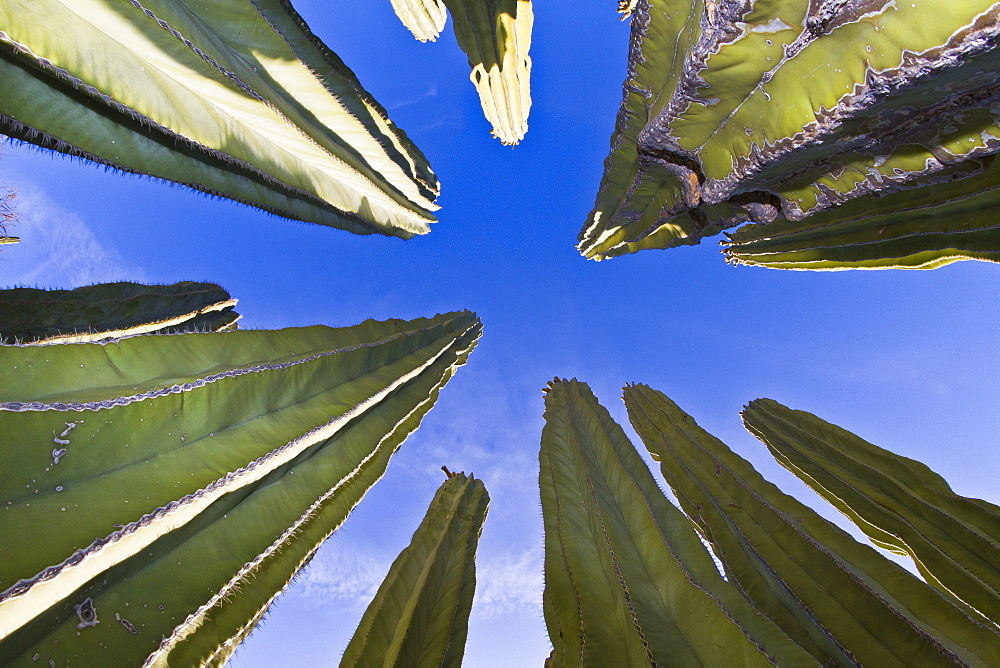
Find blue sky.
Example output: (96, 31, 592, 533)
(2, 1, 999, 665)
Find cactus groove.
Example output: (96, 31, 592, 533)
(340, 472, 489, 667)
(624, 383, 1000, 666)
(539, 378, 817, 667)
(0, 281, 239, 345)
(390, 0, 449, 42)
(580, 0, 1000, 269)
(0, 0, 440, 238)
(0, 310, 481, 665)
(743, 398, 1000, 626)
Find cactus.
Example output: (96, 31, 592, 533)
(623, 383, 1000, 666)
(340, 471, 489, 667)
(580, 0, 1000, 268)
(0, 237, 18, 245)
(390, 0, 449, 42)
(0, 0, 439, 238)
(0, 310, 481, 665)
(390, 0, 533, 145)
(538, 378, 817, 666)
(0, 281, 239, 345)
(742, 399, 1000, 625)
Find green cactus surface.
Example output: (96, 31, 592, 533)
(0, 0, 440, 238)
(623, 383, 1000, 666)
(340, 471, 489, 667)
(442, 0, 533, 145)
(580, 0, 1000, 268)
(0, 281, 239, 345)
(743, 399, 1000, 626)
(0, 311, 481, 666)
(390, 0, 449, 42)
(0, 237, 19, 245)
(538, 378, 817, 667)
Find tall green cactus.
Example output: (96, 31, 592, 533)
(0, 281, 239, 345)
(624, 383, 1000, 666)
(0, 310, 481, 665)
(341, 471, 489, 667)
(390, 0, 533, 145)
(538, 378, 817, 666)
(0, 0, 439, 238)
(581, 0, 1000, 268)
(743, 399, 1000, 626)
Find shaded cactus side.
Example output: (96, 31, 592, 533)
(0, 0, 439, 238)
(623, 383, 1000, 666)
(580, 0, 1000, 269)
(538, 378, 816, 667)
(0, 310, 482, 666)
(743, 398, 1000, 626)
(341, 471, 489, 668)
(0, 281, 240, 345)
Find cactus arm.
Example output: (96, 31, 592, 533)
(389, 0, 450, 42)
(539, 379, 817, 666)
(0, 237, 19, 244)
(0, 0, 438, 237)
(0, 281, 239, 345)
(0, 312, 481, 664)
(724, 159, 1000, 269)
(624, 384, 1000, 666)
(441, 0, 533, 145)
(340, 473, 489, 667)
(742, 399, 1000, 626)
(578, 0, 706, 260)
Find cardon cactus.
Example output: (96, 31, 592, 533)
(390, 0, 533, 145)
(743, 398, 1000, 626)
(0, 281, 239, 345)
(624, 383, 1000, 665)
(340, 471, 489, 667)
(538, 379, 815, 666)
(0, 310, 481, 665)
(0, 0, 439, 238)
(580, 0, 1000, 269)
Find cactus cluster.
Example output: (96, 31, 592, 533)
(0, 305, 481, 665)
(390, 0, 534, 145)
(0, 0, 439, 238)
(580, 0, 1000, 269)
(0, 281, 239, 345)
(539, 379, 1000, 665)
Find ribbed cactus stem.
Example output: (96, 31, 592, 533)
(0, 311, 481, 665)
(340, 472, 489, 667)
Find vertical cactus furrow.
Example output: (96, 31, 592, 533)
(582, 0, 1000, 268)
(0, 0, 439, 238)
(0, 311, 481, 665)
(539, 379, 817, 667)
(0, 281, 239, 345)
(623, 384, 1000, 666)
(442, 0, 533, 145)
(742, 399, 1000, 627)
(390, 0, 450, 42)
(340, 472, 489, 667)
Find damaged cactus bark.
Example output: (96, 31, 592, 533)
(0, 0, 440, 238)
(0, 311, 481, 665)
(0, 281, 239, 345)
(580, 0, 1000, 269)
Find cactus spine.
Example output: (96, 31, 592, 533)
(0, 281, 239, 345)
(580, 0, 1000, 268)
(340, 471, 489, 667)
(0, 0, 439, 238)
(743, 399, 1000, 626)
(539, 379, 817, 666)
(0, 310, 481, 665)
(624, 383, 1000, 665)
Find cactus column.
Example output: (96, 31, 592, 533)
(341, 472, 489, 667)
(0, 311, 481, 666)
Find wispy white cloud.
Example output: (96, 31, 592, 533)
(389, 85, 438, 110)
(473, 547, 543, 618)
(0, 183, 146, 288)
(292, 541, 388, 612)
